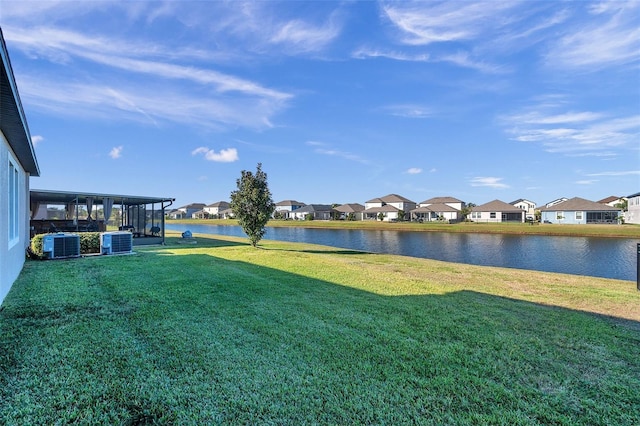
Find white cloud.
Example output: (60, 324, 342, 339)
(470, 177, 509, 189)
(587, 170, 640, 177)
(109, 146, 123, 159)
(406, 167, 422, 174)
(545, 2, 640, 70)
(31, 135, 44, 146)
(352, 47, 430, 62)
(314, 148, 369, 164)
(192, 147, 239, 163)
(502, 100, 640, 156)
(575, 180, 597, 185)
(269, 16, 342, 54)
(383, 104, 433, 119)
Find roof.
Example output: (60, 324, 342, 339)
(364, 205, 400, 213)
(411, 203, 458, 213)
(597, 196, 621, 204)
(539, 197, 621, 212)
(334, 203, 365, 213)
(1, 29, 39, 176)
(206, 201, 230, 208)
(380, 194, 414, 203)
(276, 200, 305, 206)
(419, 196, 463, 205)
(628, 192, 640, 198)
(179, 203, 206, 209)
(293, 204, 335, 213)
(30, 189, 175, 206)
(366, 194, 414, 204)
(472, 199, 523, 212)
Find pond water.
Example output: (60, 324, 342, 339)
(166, 224, 639, 281)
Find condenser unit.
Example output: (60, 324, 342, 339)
(42, 233, 81, 259)
(100, 231, 133, 255)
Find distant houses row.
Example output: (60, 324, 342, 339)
(168, 192, 640, 225)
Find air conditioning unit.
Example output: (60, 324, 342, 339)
(100, 231, 133, 255)
(42, 233, 81, 259)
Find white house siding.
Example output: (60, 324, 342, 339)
(624, 194, 640, 224)
(1, 132, 31, 304)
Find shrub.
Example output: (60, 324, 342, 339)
(80, 232, 101, 254)
(29, 232, 101, 259)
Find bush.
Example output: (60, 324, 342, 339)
(80, 233, 101, 254)
(29, 232, 101, 259)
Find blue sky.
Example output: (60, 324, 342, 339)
(2, 1, 639, 208)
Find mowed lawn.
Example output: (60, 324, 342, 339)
(1, 234, 639, 425)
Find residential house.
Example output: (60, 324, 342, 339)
(274, 200, 305, 219)
(597, 196, 626, 208)
(169, 203, 206, 219)
(202, 201, 230, 219)
(364, 194, 416, 221)
(1, 29, 40, 304)
(334, 203, 365, 220)
(540, 197, 621, 224)
(510, 199, 536, 220)
(289, 204, 335, 221)
(411, 204, 460, 222)
(418, 196, 465, 211)
(413, 196, 465, 222)
(625, 192, 640, 224)
(219, 208, 235, 219)
(470, 200, 525, 223)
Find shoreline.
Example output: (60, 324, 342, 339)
(168, 218, 640, 239)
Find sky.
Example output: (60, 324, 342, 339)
(2, 0, 639, 209)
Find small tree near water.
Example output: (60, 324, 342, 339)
(230, 163, 275, 247)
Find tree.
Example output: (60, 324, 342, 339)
(230, 163, 275, 247)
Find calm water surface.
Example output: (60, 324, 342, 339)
(166, 224, 638, 281)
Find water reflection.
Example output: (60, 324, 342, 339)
(166, 224, 638, 281)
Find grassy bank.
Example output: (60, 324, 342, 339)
(169, 218, 640, 239)
(1, 234, 639, 424)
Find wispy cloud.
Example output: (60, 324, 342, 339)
(382, 104, 433, 119)
(587, 170, 640, 177)
(575, 180, 597, 185)
(313, 147, 369, 165)
(406, 167, 422, 174)
(544, 2, 640, 70)
(192, 147, 239, 163)
(3, 23, 292, 130)
(109, 146, 123, 159)
(381, 1, 518, 46)
(470, 176, 509, 189)
(502, 101, 640, 156)
(269, 15, 342, 54)
(352, 47, 430, 62)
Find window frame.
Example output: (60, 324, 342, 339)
(8, 155, 20, 248)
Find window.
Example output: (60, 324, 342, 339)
(490, 212, 496, 219)
(8, 159, 20, 245)
(576, 211, 583, 220)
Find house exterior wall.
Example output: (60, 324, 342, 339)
(541, 210, 586, 224)
(475, 211, 496, 222)
(626, 194, 640, 224)
(469, 210, 504, 223)
(1, 131, 31, 304)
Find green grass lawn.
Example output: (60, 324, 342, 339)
(1, 234, 639, 424)
(172, 218, 640, 239)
